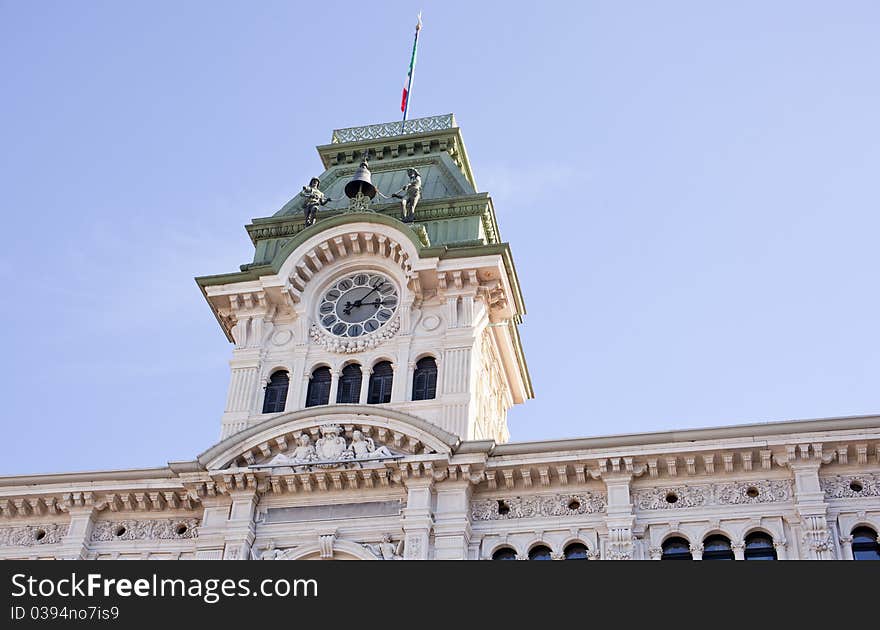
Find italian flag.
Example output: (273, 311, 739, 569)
(401, 14, 422, 116)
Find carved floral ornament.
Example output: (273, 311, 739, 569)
(91, 518, 200, 542)
(471, 492, 607, 521)
(633, 480, 793, 511)
(0, 523, 68, 547)
(820, 473, 880, 498)
(309, 317, 400, 354)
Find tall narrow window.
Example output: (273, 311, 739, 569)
(367, 361, 394, 404)
(528, 545, 552, 560)
(336, 364, 362, 404)
(492, 547, 517, 560)
(852, 527, 880, 560)
(744, 532, 777, 560)
(261, 371, 289, 414)
(412, 357, 437, 401)
(702, 535, 734, 560)
(305, 367, 331, 407)
(564, 543, 588, 560)
(661, 537, 692, 560)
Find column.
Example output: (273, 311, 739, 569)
(731, 541, 745, 560)
(401, 478, 434, 560)
(690, 544, 704, 560)
(359, 366, 372, 404)
(301, 371, 313, 407)
(404, 361, 415, 401)
(328, 368, 340, 404)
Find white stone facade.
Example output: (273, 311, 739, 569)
(209, 219, 525, 444)
(1, 411, 878, 560)
(2, 116, 878, 561)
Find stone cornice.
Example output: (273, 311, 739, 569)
(491, 414, 880, 456)
(0, 467, 175, 488)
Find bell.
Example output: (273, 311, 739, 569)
(344, 156, 378, 200)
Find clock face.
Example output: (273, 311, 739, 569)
(317, 272, 399, 337)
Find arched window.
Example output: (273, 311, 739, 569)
(367, 361, 393, 404)
(412, 357, 437, 401)
(261, 371, 289, 413)
(305, 367, 331, 407)
(564, 543, 588, 560)
(744, 532, 777, 560)
(852, 527, 880, 560)
(661, 537, 692, 560)
(528, 545, 553, 560)
(336, 364, 362, 404)
(492, 547, 517, 560)
(703, 535, 734, 560)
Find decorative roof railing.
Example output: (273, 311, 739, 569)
(331, 114, 456, 144)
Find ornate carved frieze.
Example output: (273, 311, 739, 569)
(715, 480, 793, 505)
(634, 486, 709, 510)
(471, 492, 607, 521)
(0, 523, 68, 547)
(331, 114, 455, 144)
(820, 473, 880, 499)
(90, 518, 200, 542)
(634, 480, 794, 510)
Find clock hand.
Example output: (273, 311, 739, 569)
(343, 282, 385, 315)
(358, 281, 385, 304)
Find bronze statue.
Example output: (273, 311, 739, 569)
(301, 177, 332, 227)
(392, 168, 422, 223)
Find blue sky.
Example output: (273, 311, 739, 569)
(2, 1, 878, 475)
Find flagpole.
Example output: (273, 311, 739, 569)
(402, 13, 422, 124)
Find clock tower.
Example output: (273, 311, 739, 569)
(197, 114, 533, 443)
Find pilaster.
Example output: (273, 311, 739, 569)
(602, 473, 636, 560)
(221, 348, 263, 438)
(839, 535, 854, 560)
(401, 478, 434, 559)
(57, 507, 99, 560)
(432, 479, 472, 560)
(192, 498, 232, 560)
(221, 490, 259, 560)
(789, 454, 834, 559)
